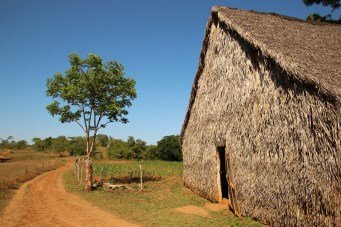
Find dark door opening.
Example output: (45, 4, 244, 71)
(217, 146, 241, 217)
(218, 146, 229, 200)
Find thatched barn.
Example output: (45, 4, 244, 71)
(181, 6, 340, 226)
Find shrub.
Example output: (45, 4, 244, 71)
(156, 135, 182, 161)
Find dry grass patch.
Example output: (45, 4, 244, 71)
(0, 149, 65, 213)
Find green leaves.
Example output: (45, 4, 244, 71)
(156, 135, 182, 161)
(107, 135, 182, 161)
(46, 101, 81, 123)
(303, 0, 341, 23)
(303, 0, 340, 10)
(46, 52, 137, 133)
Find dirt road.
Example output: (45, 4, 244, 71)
(0, 163, 137, 227)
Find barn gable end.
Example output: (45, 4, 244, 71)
(181, 7, 340, 226)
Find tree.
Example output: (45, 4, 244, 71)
(32, 137, 52, 151)
(96, 134, 109, 147)
(304, 0, 340, 9)
(303, 0, 341, 23)
(46, 53, 136, 191)
(15, 140, 28, 150)
(32, 137, 43, 151)
(68, 136, 87, 156)
(0, 137, 28, 150)
(156, 135, 182, 161)
(130, 139, 146, 160)
(142, 145, 158, 160)
(127, 136, 136, 147)
(107, 136, 151, 160)
(43, 137, 53, 150)
(52, 136, 69, 156)
(0, 136, 13, 149)
(107, 138, 130, 159)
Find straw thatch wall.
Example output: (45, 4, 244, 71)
(181, 9, 340, 227)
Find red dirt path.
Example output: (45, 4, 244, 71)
(0, 163, 137, 227)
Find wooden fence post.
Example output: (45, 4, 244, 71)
(77, 159, 79, 181)
(80, 157, 83, 185)
(139, 165, 143, 191)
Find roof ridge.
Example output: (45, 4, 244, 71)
(211, 6, 340, 100)
(212, 6, 341, 27)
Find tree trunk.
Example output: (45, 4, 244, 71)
(85, 157, 93, 192)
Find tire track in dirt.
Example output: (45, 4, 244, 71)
(0, 162, 137, 227)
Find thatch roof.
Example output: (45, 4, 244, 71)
(181, 6, 341, 144)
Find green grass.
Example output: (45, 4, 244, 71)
(0, 149, 64, 214)
(92, 160, 182, 181)
(64, 160, 262, 226)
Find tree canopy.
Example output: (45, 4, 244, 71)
(0, 136, 28, 150)
(46, 53, 136, 135)
(96, 134, 109, 147)
(303, 0, 340, 10)
(32, 136, 86, 156)
(156, 135, 182, 161)
(107, 135, 181, 161)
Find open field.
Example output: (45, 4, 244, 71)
(0, 149, 65, 213)
(64, 160, 262, 226)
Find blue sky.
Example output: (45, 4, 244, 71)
(0, 0, 334, 144)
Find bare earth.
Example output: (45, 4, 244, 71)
(174, 203, 228, 217)
(0, 163, 137, 227)
(174, 205, 210, 217)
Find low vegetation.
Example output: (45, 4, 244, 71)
(64, 160, 262, 226)
(0, 137, 260, 225)
(0, 144, 261, 225)
(32, 136, 86, 156)
(107, 135, 181, 161)
(0, 149, 64, 213)
(0, 136, 28, 151)
(28, 134, 182, 162)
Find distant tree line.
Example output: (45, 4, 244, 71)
(0, 134, 182, 161)
(0, 136, 28, 150)
(32, 136, 87, 157)
(107, 135, 182, 161)
(29, 134, 182, 161)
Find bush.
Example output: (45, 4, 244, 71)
(107, 135, 182, 161)
(67, 137, 86, 156)
(107, 138, 130, 159)
(141, 145, 158, 160)
(52, 136, 69, 156)
(156, 135, 182, 161)
(107, 137, 151, 160)
(31, 136, 86, 156)
(32, 137, 52, 151)
(0, 137, 28, 150)
(96, 134, 109, 147)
